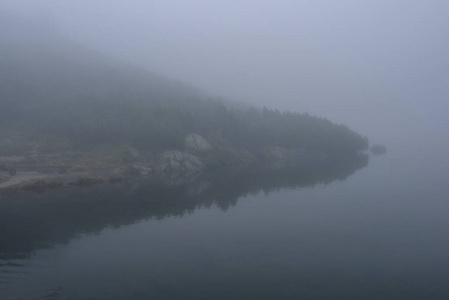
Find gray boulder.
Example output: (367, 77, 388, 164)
(158, 151, 205, 174)
(132, 165, 152, 176)
(185, 133, 212, 153)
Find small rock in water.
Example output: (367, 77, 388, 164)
(370, 144, 387, 155)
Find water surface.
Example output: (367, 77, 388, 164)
(1, 143, 448, 299)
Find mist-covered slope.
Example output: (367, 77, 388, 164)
(0, 13, 368, 159)
(0, 12, 206, 117)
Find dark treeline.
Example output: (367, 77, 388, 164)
(1, 95, 368, 156)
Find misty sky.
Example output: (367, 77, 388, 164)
(2, 0, 448, 146)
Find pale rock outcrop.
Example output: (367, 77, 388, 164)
(185, 133, 212, 153)
(158, 151, 205, 174)
(132, 165, 152, 176)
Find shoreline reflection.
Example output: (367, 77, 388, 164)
(0, 153, 368, 260)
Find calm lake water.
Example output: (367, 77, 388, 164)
(1, 140, 449, 299)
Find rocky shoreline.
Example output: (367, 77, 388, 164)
(0, 152, 204, 193)
(0, 133, 368, 194)
(0, 133, 211, 192)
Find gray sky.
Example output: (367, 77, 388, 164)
(2, 0, 448, 146)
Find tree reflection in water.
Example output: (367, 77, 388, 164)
(0, 153, 368, 260)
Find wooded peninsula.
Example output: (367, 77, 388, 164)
(0, 14, 369, 191)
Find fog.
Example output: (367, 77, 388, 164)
(2, 0, 448, 148)
(3, 3, 449, 299)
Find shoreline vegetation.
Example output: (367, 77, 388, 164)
(0, 13, 372, 193)
(0, 133, 369, 193)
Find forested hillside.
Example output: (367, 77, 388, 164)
(0, 13, 368, 162)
